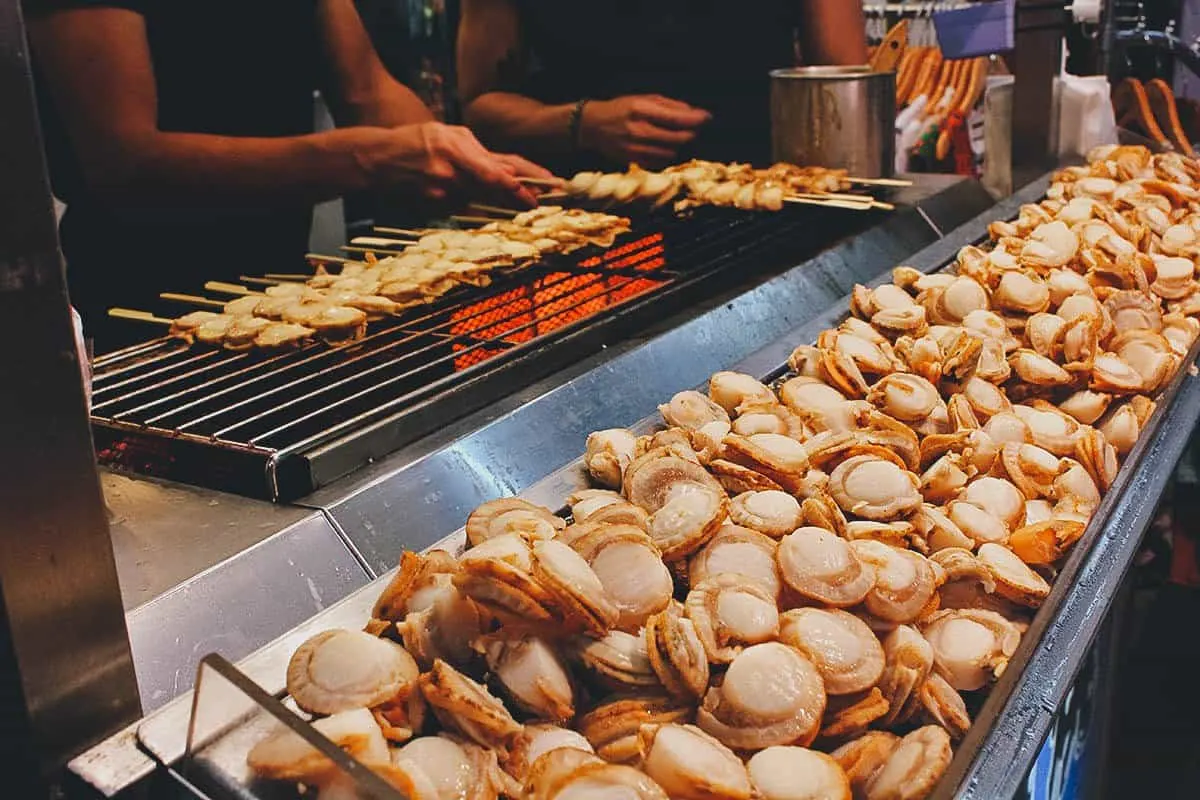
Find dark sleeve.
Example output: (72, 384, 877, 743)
(23, 0, 144, 18)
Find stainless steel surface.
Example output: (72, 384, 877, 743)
(125, 512, 369, 712)
(103, 472, 312, 610)
(770, 65, 896, 178)
(0, 0, 140, 788)
(310, 177, 993, 574)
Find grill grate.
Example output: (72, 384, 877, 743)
(91, 207, 841, 500)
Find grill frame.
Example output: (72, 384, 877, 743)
(92, 205, 880, 500)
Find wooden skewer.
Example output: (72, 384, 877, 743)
(306, 253, 364, 265)
(517, 176, 566, 188)
(350, 235, 415, 247)
(846, 177, 913, 187)
(341, 245, 385, 255)
(109, 308, 173, 325)
(238, 275, 287, 286)
(265, 273, 310, 281)
(450, 215, 500, 225)
(537, 191, 569, 202)
(789, 193, 895, 211)
(204, 281, 263, 296)
(466, 202, 522, 217)
(160, 292, 225, 307)
(784, 196, 876, 211)
(374, 226, 427, 237)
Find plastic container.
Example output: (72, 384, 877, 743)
(933, 0, 1016, 59)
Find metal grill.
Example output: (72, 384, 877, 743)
(91, 206, 852, 500)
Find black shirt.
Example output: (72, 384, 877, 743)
(510, 0, 797, 175)
(25, 0, 321, 350)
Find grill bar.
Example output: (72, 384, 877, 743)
(92, 205, 870, 499)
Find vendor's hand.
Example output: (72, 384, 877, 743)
(373, 122, 550, 207)
(579, 95, 711, 167)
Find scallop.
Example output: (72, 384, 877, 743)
(921, 609, 1021, 691)
(660, 390, 730, 431)
(485, 636, 575, 722)
(829, 457, 923, 521)
(779, 608, 885, 695)
(976, 542, 1052, 607)
(864, 726, 953, 800)
(466, 498, 564, 547)
(686, 575, 780, 663)
(419, 660, 524, 755)
(876, 626, 934, 729)
(644, 601, 710, 702)
(690, 525, 782, 599)
(624, 454, 729, 560)
(709, 371, 776, 414)
(747, 747, 852, 800)
(585, 429, 638, 488)
(638, 723, 753, 800)
(574, 629, 660, 691)
(248, 707, 389, 783)
(570, 524, 672, 631)
(729, 490, 803, 538)
(531, 539, 619, 636)
(777, 526, 876, 607)
(286, 629, 419, 716)
(577, 696, 692, 764)
(958, 476, 1026, 529)
(723, 433, 812, 494)
(866, 374, 941, 422)
(848, 541, 938, 624)
(696, 643, 827, 750)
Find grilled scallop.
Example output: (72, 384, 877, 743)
(577, 695, 692, 764)
(686, 575, 780, 664)
(454, 534, 559, 625)
(484, 635, 575, 722)
(779, 608, 885, 696)
(747, 747, 852, 800)
(419, 660, 524, 756)
(660, 390, 730, 431)
(829, 457, 923, 521)
(849, 541, 939, 624)
(697, 642, 827, 750)
(466, 498, 564, 547)
(876, 626, 934, 729)
(921, 609, 1021, 691)
(287, 629, 419, 716)
(531, 539, 619, 636)
(864, 726, 953, 800)
(624, 451, 729, 560)
(574, 629, 661, 692)
(393, 735, 508, 800)
(728, 490, 803, 538)
(248, 707, 389, 783)
(644, 601, 710, 702)
(722, 433, 812, 494)
(515, 723, 594, 778)
(777, 526, 875, 607)
(708, 371, 776, 414)
(689, 524, 783, 599)
(917, 673, 972, 740)
(569, 524, 672, 631)
(976, 542, 1051, 607)
(585, 429, 638, 488)
(638, 723, 753, 800)
(830, 732, 901, 799)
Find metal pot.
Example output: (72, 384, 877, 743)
(770, 66, 896, 178)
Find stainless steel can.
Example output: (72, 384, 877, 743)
(770, 66, 897, 178)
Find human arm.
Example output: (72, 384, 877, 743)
(317, 0, 432, 128)
(797, 0, 869, 66)
(457, 0, 709, 167)
(26, 7, 543, 207)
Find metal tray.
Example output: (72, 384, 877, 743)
(126, 181, 1200, 799)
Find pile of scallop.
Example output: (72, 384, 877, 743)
(246, 145, 1200, 800)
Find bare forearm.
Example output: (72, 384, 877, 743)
(465, 92, 576, 157)
(95, 127, 396, 208)
(345, 78, 435, 128)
